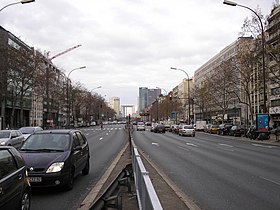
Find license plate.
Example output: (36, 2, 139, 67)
(29, 177, 42, 182)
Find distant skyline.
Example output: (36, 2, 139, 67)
(0, 0, 275, 106)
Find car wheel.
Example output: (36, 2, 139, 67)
(65, 168, 75, 191)
(20, 189, 31, 210)
(82, 158, 90, 175)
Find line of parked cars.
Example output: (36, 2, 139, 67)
(0, 126, 91, 210)
(204, 123, 247, 137)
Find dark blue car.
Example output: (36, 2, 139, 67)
(0, 146, 31, 210)
(19, 129, 90, 190)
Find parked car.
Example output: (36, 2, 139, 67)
(19, 129, 90, 190)
(171, 125, 180, 134)
(217, 123, 233, 135)
(19, 126, 43, 140)
(136, 122, 146, 131)
(208, 124, 219, 134)
(164, 124, 171, 132)
(204, 124, 212, 133)
(229, 125, 246, 137)
(150, 123, 158, 132)
(0, 130, 25, 149)
(154, 124, 166, 133)
(179, 125, 195, 137)
(0, 146, 31, 210)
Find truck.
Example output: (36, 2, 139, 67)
(195, 120, 207, 131)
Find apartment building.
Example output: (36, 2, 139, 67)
(267, 5, 280, 126)
(194, 37, 254, 124)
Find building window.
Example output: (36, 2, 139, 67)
(271, 99, 280, 107)
(271, 87, 280, 96)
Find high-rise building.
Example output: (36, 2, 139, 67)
(109, 97, 121, 116)
(138, 87, 161, 113)
(138, 87, 148, 113)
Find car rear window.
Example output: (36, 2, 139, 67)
(21, 133, 70, 151)
(0, 131, 10, 138)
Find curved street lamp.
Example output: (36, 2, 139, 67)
(156, 86, 167, 96)
(0, 0, 35, 12)
(90, 86, 102, 93)
(171, 67, 191, 124)
(223, 0, 266, 113)
(66, 66, 86, 128)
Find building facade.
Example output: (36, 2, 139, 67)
(267, 5, 280, 127)
(109, 97, 121, 117)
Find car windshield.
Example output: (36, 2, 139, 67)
(184, 126, 193, 129)
(0, 131, 10, 138)
(138, 122, 144, 125)
(19, 127, 35, 134)
(212, 125, 219, 128)
(21, 133, 70, 151)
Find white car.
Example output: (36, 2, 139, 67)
(136, 122, 146, 131)
(179, 125, 195, 137)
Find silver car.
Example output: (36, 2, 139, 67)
(0, 130, 25, 149)
(19, 126, 43, 140)
(179, 125, 195, 137)
(136, 122, 146, 131)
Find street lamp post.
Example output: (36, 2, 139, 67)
(223, 0, 266, 113)
(66, 66, 86, 128)
(0, 0, 35, 12)
(156, 87, 167, 96)
(171, 67, 191, 124)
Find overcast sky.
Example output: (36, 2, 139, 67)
(0, 0, 275, 107)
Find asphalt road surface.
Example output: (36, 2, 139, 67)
(30, 124, 127, 210)
(133, 128, 280, 210)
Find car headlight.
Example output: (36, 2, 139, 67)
(0, 141, 6, 145)
(46, 162, 64, 173)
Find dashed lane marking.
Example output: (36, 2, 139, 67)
(186, 142, 198, 147)
(251, 144, 276, 149)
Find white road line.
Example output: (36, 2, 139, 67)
(259, 176, 280, 186)
(186, 142, 198, 147)
(251, 144, 276, 148)
(99, 137, 103, 141)
(218, 143, 233, 147)
(152, 142, 159, 146)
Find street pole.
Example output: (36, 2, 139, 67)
(171, 67, 191, 124)
(223, 0, 266, 113)
(0, 0, 35, 12)
(66, 66, 86, 128)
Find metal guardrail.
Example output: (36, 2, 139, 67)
(131, 138, 163, 210)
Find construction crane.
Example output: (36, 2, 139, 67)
(48, 44, 82, 61)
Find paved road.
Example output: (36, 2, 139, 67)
(133, 129, 280, 210)
(31, 125, 127, 210)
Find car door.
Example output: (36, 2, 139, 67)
(75, 131, 89, 172)
(0, 149, 24, 210)
(72, 132, 83, 175)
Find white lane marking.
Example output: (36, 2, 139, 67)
(259, 176, 280, 186)
(106, 133, 109, 136)
(218, 143, 233, 147)
(251, 144, 276, 149)
(152, 142, 159, 146)
(99, 137, 103, 141)
(186, 142, 198, 147)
